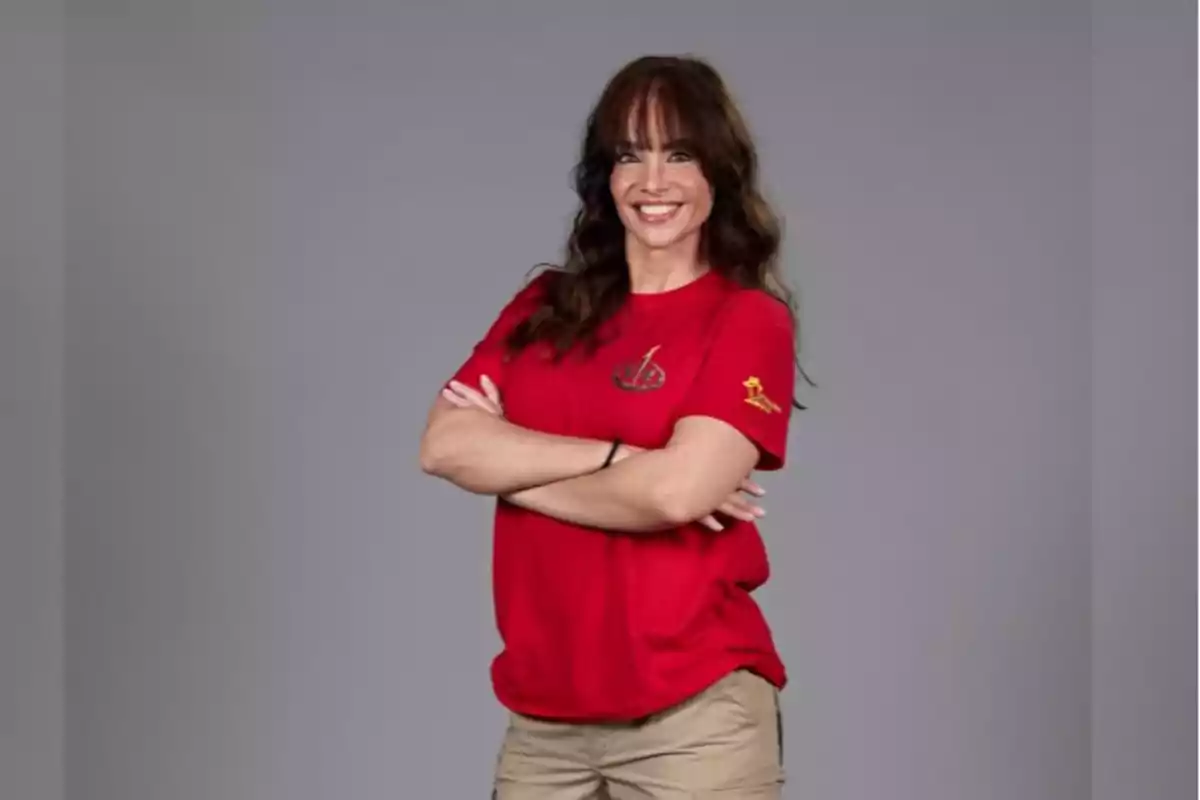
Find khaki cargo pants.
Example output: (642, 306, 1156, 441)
(493, 669, 785, 799)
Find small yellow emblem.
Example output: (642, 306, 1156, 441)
(743, 376, 781, 413)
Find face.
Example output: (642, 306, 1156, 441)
(609, 113, 714, 256)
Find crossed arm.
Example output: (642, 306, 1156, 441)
(418, 376, 765, 533)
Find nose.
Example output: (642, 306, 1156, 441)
(640, 154, 666, 193)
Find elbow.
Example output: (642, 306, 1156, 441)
(417, 412, 492, 495)
(418, 439, 443, 476)
(419, 407, 470, 477)
(418, 424, 452, 477)
(419, 442, 442, 476)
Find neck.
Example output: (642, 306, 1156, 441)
(625, 234, 707, 294)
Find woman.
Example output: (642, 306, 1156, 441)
(420, 54, 802, 799)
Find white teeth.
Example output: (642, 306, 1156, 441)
(638, 204, 679, 215)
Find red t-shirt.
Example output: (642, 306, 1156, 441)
(447, 268, 795, 722)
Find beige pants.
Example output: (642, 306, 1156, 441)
(493, 669, 785, 799)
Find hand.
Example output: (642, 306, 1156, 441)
(698, 477, 766, 532)
(442, 375, 503, 416)
(609, 443, 764, 532)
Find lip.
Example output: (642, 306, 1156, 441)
(633, 202, 683, 224)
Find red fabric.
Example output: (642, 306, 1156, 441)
(446, 269, 796, 722)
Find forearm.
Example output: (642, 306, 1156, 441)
(504, 449, 699, 533)
(420, 407, 614, 495)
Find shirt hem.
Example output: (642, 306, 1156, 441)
(493, 652, 786, 724)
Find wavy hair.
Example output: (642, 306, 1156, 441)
(507, 54, 812, 405)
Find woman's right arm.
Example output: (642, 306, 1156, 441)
(419, 271, 620, 495)
(419, 395, 619, 496)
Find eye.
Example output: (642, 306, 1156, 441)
(614, 150, 638, 164)
(667, 150, 694, 163)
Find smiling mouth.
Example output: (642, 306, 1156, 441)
(634, 203, 683, 224)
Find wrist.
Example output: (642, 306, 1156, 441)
(610, 442, 642, 465)
(600, 439, 623, 469)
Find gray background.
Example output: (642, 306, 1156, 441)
(1, 1, 1192, 799)
(2, 2, 64, 800)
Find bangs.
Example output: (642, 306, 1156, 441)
(594, 72, 707, 157)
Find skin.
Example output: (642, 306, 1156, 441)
(439, 376, 765, 532)
(610, 113, 715, 293)
(420, 106, 767, 532)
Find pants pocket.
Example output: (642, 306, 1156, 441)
(774, 689, 784, 768)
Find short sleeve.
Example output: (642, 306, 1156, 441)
(675, 291, 796, 471)
(445, 271, 554, 392)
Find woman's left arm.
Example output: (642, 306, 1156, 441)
(503, 416, 760, 532)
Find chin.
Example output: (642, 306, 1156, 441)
(632, 225, 692, 251)
(634, 233, 676, 250)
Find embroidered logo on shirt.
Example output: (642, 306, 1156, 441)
(743, 376, 781, 413)
(613, 345, 666, 391)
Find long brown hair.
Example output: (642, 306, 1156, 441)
(507, 54, 812, 405)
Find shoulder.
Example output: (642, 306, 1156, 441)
(520, 266, 563, 295)
(507, 267, 562, 308)
(472, 268, 564, 343)
(716, 287, 795, 335)
(496, 267, 562, 317)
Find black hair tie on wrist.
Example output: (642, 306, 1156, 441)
(602, 439, 622, 469)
